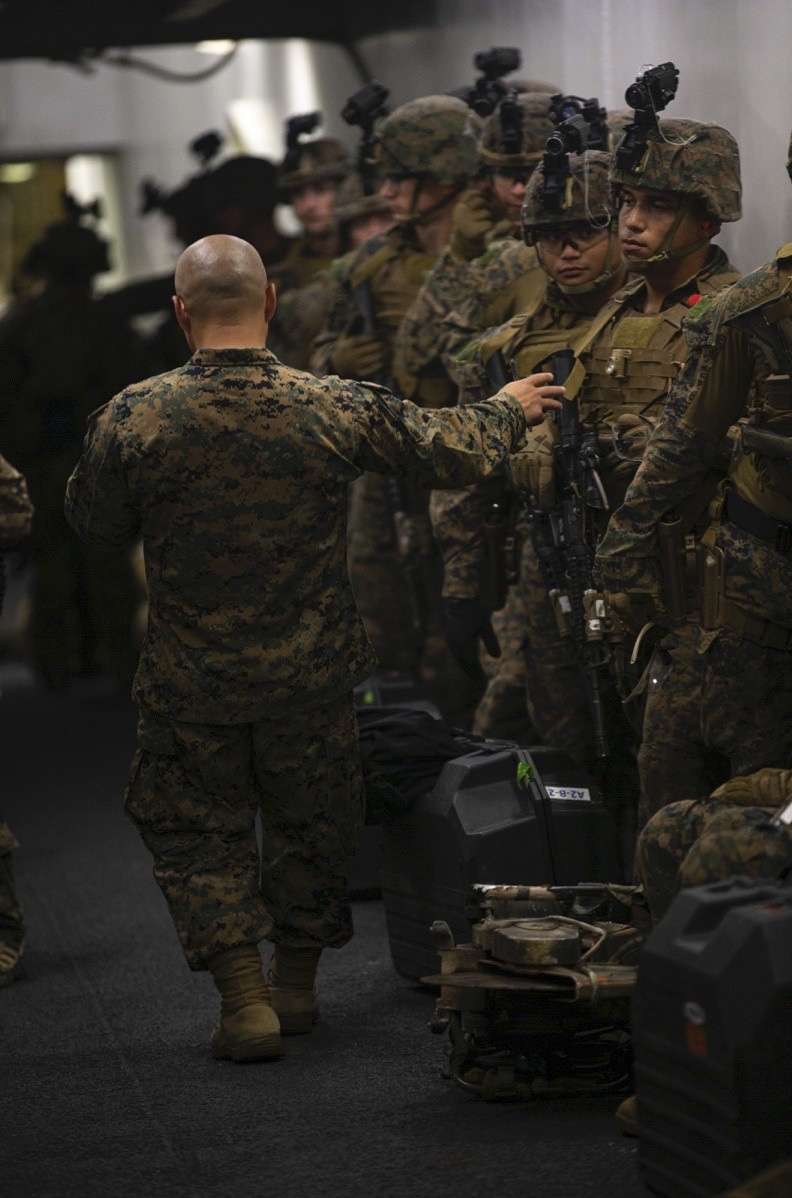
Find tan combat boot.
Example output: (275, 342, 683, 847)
(0, 937, 25, 988)
(267, 945, 321, 1035)
(615, 1094, 638, 1137)
(208, 944, 283, 1062)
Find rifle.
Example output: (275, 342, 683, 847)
(536, 349, 611, 759)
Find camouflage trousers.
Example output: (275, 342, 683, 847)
(472, 582, 532, 741)
(348, 472, 481, 723)
(518, 540, 639, 863)
(124, 694, 365, 970)
(0, 817, 23, 948)
(637, 797, 792, 924)
(638, 624, 792, 831)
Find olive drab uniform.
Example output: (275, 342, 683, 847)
(64, 347, 527, 968)
(0, 452, 33, 982)
(596, 247, 792, 828)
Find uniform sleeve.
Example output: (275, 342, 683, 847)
(0, 451, 33, 549)
(347, 381, 526, 488)
(64, 402, 141, 550)
(430, 477, 505, 599)
(393, 249, 483, 379)
(595, 324, 758, 593)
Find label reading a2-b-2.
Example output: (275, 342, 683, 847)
(545, 786, 591, 802)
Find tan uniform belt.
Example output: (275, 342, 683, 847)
(715, 594, 792, 651)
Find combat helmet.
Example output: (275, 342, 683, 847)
(374, 95, 481, 185)
(210, 156, 279, 216)
(23, 221, 110, 284)
(522, 150, 621, 294)
(610, 118, 741, 223)
(278, 137, 353, 197)
(478, 92, 556, 170)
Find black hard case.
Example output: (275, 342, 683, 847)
(380, 744, 623, 979)
(633, 878, 792, 1197)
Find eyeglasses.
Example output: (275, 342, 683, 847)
(531, 223, 611, 251)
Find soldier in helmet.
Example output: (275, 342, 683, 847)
(311, 95, 482, 717)
(431, 152, 631, 796)
(0, 220, 150, 690)
(276, 175, 395, 377)
(274, 136, 353, 369)
(596, 129, 792, 828)
(394, 91, 556, 384)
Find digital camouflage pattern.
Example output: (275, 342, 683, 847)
(277, 137, 352, 197)
(395, 238, 542, 386)
(0, 451, 34, 550)
(522, 150, 614, 235)
(65, 346, 527, 723)
(125, 694, 364, 967)
(0, 451, 32, 963)
(66, 348, 527, 969)
(478, 92, 555, 170)
(595, 248, 792, 820)
(374, 95, 480, 186)
(609, 119, 742, 223)
(637, 768, 792, 923)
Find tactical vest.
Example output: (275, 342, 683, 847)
(348, 230, 454, 408)
(726, 246, 792, 523)
(578, 260, 740, 506)
(479, 290, 603, 497)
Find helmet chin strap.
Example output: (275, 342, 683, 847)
(404, 179, 465, 227)
(627, 205, 712, 273)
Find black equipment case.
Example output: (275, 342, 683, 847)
(633, 877, 792, 1197)
(380, 744, 623, 979)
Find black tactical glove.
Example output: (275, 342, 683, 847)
(443, 596, 501, 681)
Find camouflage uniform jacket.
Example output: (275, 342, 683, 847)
(394, 236, 542, 382)
(266, 236, 337, 371)
(596, 245, 792, 635)
(64, 348, 526, 723)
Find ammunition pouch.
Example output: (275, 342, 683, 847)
(696, 514, 792, 649)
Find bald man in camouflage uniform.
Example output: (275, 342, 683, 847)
(0, 452, 34, 986)
(65, 233, 563, 1062)
(596, 133, 792, 831)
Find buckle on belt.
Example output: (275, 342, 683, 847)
(775, 522, 792, 555)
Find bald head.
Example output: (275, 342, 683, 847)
(173, 234, 275, 350)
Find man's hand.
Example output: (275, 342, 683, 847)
(450, 188, 498, 262)
(329, 333, 388, 380)
(443, 596, 501, 681)
(499, 372, 565, 426)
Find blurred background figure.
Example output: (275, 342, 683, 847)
(0, 206, 152, 691)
